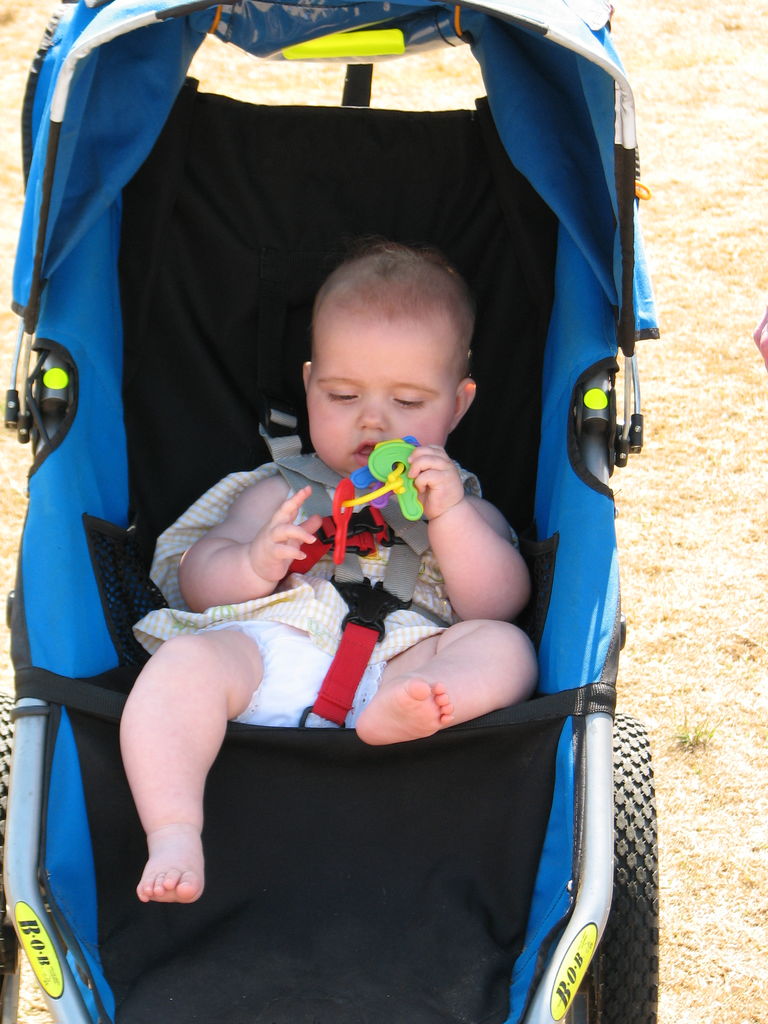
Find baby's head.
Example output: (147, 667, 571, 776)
(304, 241, 477, 477)
(311, 240, 474, 379)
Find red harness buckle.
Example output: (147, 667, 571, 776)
(306, 580, 412, 727)
(288, 506, 389, 574)
(309, 622, 381, 725)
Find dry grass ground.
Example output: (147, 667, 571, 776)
(1, 1, 766, 1021)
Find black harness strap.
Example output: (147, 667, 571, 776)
(14, 664, 616, 728)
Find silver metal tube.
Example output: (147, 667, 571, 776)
(630, 353, 641, 414)
(4, 703, 93, 1024)
(7, 322, 25, 391)
(522, 712, 615, 1024)
(622, 358, 632, 441)
(17, 333, 33, 422)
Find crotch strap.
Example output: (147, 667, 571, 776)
(260, 429, 443, 727)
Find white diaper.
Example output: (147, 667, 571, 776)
(203, 619, 385, 728)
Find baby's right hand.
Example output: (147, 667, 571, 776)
(248, 486, 322, 583)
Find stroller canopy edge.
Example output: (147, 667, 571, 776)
(13, 2, 212, 329)
(10, 0, 651, 344)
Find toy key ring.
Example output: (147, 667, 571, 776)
(367, 439, 423, 520)
(346, 437, 424, 521)
(345, 463, 407, 508)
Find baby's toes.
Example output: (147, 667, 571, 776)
(138, 873, 165, 902)
(137, 880, 154, 903)
(176, 872, 200, 901)
(435, 691, 455, 721)
(161, 868, 182, 892)
(405, 679, 432, 702)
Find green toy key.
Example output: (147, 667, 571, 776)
(366, 439, 423, 521)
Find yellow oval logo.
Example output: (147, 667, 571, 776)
(15, 902, 64, 999)
(549, 922, 598, 1020)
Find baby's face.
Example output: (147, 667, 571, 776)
(303, 306, 475, 478)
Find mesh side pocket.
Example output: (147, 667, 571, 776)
(517, 532, 558, 651)
(84, 515, 168, 667)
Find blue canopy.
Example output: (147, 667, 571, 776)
(13, 0, 657, 344)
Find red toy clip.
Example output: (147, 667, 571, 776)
(331, 478, 356, 565)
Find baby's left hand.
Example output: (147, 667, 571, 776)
(407, 445, 465, 521)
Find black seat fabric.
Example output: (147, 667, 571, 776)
(107, 79, 561, 1022)
(120, 80, 556, 563)
(69, 709, 562, 1024)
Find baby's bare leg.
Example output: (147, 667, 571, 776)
(355, 620, 537, 745)
(120, 629, 261, 903)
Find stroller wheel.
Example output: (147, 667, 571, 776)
(596, 713, 659, 1024)
(559, 713, 659, 1024)
(565, 713, 659, 1024)
(0, 692, 19, 1021)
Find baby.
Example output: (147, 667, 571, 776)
(121, 240, 538, 905)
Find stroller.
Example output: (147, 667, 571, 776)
(2, 1, 659, 1021)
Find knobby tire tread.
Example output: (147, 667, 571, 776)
(597, 712, 659, 1024)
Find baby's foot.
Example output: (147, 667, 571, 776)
(137, 823, 204, 904)
(355, 678, 455, 745)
